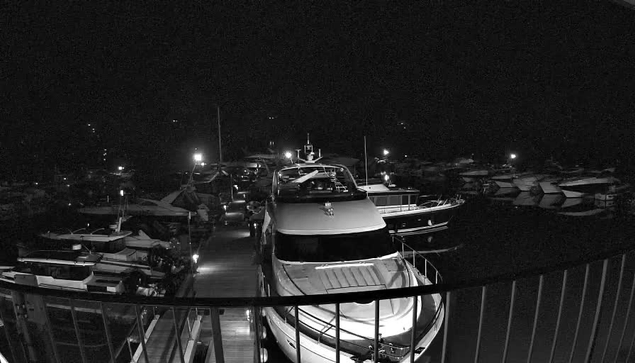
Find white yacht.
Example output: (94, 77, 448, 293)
(259, 140, 444, 363)
(358, 183, 464, 236)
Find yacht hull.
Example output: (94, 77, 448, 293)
(381, 202, 463, 236)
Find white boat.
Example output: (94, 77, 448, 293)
(259, 140, 444, 363)
(78, 187, 209, 221)
(459, 169, 490, 183)
(558, 176, 620, 198)
(512, 173, 548, 192)
(0, 251, 125, 294)
(358, 184, 464, 236)
(539, 177, 563, 194)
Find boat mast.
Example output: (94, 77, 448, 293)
(364, 136, 369, 185)
(217, 105, 222, 166)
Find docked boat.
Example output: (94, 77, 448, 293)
(0, 251, 126, 294)
(258, 140, 444, 363)
(78, 187, 209, 221)
(358, 184, 464, 236)
(539, 176, 563, 194)
(458, 168, 490, 183)
(512, 173, 548, 192)
(558, 176, 620, 198)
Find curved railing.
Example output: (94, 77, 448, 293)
(2, 244, 635, 362)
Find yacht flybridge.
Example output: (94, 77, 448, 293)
(258, 137, 444, 363)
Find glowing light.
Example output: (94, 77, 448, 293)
(383, 149, 390, 156)
(200, 162, 206, 166)
(192, 254, 199, 264)
(315, 262, 374, 270)
(284, 151, 292, 159)
(510, 153, 517, 160)
(193, 153, 203, 163)
(118, 166, 124, 171)
(383, 174, 390, 182)
(120, 189, 125, 197)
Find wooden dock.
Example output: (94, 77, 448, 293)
(139, 225, 259, 363)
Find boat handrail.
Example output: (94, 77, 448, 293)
(393, 235, 443, 285)
(90, 228, 107, 235)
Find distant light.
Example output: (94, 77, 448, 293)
(87, 123, 91, 126)
(383, 149, 390, 156)
(193, 153, 203, 163)
(172, 119, 178, 123)
(66, 184, 70, 187)
(510, 153, 517, 160)
(118, 166, 124, 171)
(383, 174, 390, 182)
(120, 189, 125, 197)
(34, 182, 38, 186)
(192, 254, 199, 264)
(284, 151, 292, 159)
(200, 162, 206, 166)
(404, 154, 408, 158)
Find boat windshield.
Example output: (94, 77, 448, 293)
(275, 228, 396, 262)
(276, 165, 367, 202)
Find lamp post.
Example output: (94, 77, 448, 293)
(190, 153, 203, 184)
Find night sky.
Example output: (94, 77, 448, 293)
(2, 1, 635, 179)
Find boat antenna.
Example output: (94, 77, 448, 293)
(364, 136, 369, 186)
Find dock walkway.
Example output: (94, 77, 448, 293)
(139, 224, 258, 363)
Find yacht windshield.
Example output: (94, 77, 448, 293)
(275, 228, 396, 262)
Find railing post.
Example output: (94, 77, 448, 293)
(527, 274, 544, 363)
(210, 307, 225, 363)
(99, 302, 115, 363)
(584, 259, 609, 363)
(135, 304, 150, 363)
(294, 306, 301, 363)
(569, 263, 591, 363)
(0, 297, 18, 363)
(601, 254, 626, 363)
(501, 280, 517, 363)
(171, 307, 185, 363)
(441, 291, 451, 363)
(69, 298, 88, 363)
(615, 272, 635, 363)
(335, 303, 340, 363)
(549, 269, 568, 363)
(474, 285, 487, 363)
(410, 295, 419, 363)
(374, 299, 380, 363)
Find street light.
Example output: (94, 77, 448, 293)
(510, 153, 517, 160)
(383, 149, 390, 156)
(284, 151, 293, 160)
(190, 153, 203, 184)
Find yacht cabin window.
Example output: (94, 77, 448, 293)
(275, 228, 396, 262)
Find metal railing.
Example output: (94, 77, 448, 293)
(2, 245, 635, 363)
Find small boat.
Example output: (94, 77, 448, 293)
(79, 187, 209, 221)
(459, 168, 490, 183)
(558, 176, 621, 198)
(0, 251, 126, 294)
(359, 184, 464, 236)
(539, 177, 563, 194)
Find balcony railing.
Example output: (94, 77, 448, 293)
(2, 244, 635, 363)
